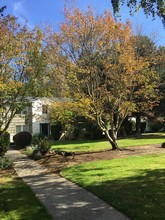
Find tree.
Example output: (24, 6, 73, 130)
(153, 46, 165, 118)
(0, 5, 6, 17)
(0, 15, 50, 137)
(111, 0, 165, 26)
(49, 99, 90, 139)
(48, 7, 158, 150)
(131, 35, 159, 135)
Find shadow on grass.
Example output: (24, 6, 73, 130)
(69, 168, 165, 220)
(0, 180, 52, 220)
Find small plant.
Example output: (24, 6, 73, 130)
(13, 131, 32, 149)
(37, 138, 52, 155)
(32, 133, 45, 145)
(0, 131, 10, 157)
(0, 157, 12, 169)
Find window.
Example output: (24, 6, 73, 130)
(40, 123, 50, 136)
(42, 105, 48, 114)
(16, 125, 22, 133)
(16, 125, 29, 133)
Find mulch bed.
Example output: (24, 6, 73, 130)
(38, 144, 165, 174)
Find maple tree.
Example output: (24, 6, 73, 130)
(0, 15, 50, 137)
(48, 7, 159, 150)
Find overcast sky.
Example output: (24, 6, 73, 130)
(2, 0, 165, 46)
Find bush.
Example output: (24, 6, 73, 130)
(51, 123, 62, 140)
(13, 131, 32, 149)
(140, 122, 146, 133)
(0, 157, 12, 169)
(0, 131, 10, 157)
(32, 133, 45, 145)
(148, 121, 164, 132)
(37, 138, 52, 155)
(161, 142, 165, 148)
(124, 122, 133, 135)
(90, 125, 103, 140)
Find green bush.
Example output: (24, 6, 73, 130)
(51, 123, 62, 140)
(0, 157, 12, 169)
(0, 131, 10, 157)
(73, 122, 104, 140)
(124, 122, 133, 135)
(149, 121, 164, 132)
(90, 125, 103, 140)
(32, 133, 45, 145)
(161, 142, 165, 148)
(140, 122, 146, 133)
(37, 138, 52, 155)
(13, 131, 32, 149)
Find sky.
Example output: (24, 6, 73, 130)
(2, 0, 165, 46)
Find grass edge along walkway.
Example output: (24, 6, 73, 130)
(5, 148, 129, 220)
(0, 168, 53, 220)
(61, 153, 165, 220)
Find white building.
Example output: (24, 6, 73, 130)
(7, 98, 55, 141)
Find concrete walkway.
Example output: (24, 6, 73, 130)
(6, 148, 130, 220)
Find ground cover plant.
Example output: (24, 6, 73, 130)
(0, 168, 52, 220)
(51, 132, 165, 152)
(61, 153, 165, 220)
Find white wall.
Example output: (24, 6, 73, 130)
(31, 98, 50, 134)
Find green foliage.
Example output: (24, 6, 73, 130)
(32, 133, 45, 145)
(13, 131, 32, 149)
(62, 153, 165, 219)
(111, 0, 165, 26)
(0, 131, 10, 157)
(37, 138, 52, 155)
(123, 122, 133, 135)
(50, 123, 62, 140)
(148, 121, 164, 132)
(0, 157, 12, 169)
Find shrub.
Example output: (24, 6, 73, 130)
(140, 122, 146, 133)
(13, 131, 32, 149)
(161, 142, 165, 148)
(32, 133, 45, 145)
(51, 123, 62, 140)
(124, 122, 133, 135)
(0, 157, 12, 169)
(0, 131, 10, 157)
(148, 121, 164, 132)
(90, 125, 103, 140)
(37, 138, 52, 155)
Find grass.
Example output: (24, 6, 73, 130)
(61, 153, 165, 220)
(51, 132, 165, 152)
(0, 168, 53, 220)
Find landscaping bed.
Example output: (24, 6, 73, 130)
(39, 144, 165, 174)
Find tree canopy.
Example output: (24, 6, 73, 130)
(111, 0, 165, 26)
(0, 15, 51, 136)
(48, 7, 159, 149)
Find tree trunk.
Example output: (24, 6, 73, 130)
(135, 113, 141, 137)
(104, 130, 120, 150)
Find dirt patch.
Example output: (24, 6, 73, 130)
(38, 144, 165, 174)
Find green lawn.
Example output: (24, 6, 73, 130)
(0, 169, 52, 220)
(61, 153, 165, 220)
(51, 132, 165, 152)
